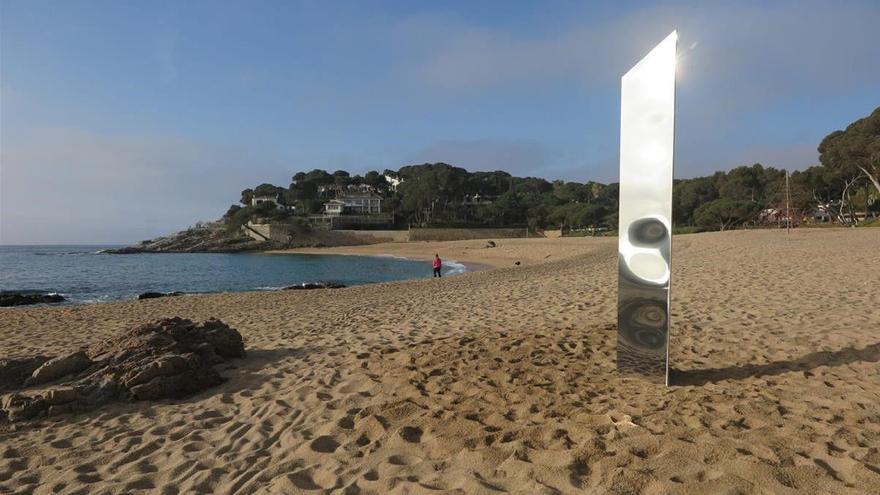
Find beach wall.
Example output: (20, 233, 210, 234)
(335, 230, 410, 243)
(243, 223, 299, 243)
(242, 223, 272, 241)
(408, 228, 531, 242)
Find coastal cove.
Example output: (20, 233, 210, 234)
(0, 246, 467, 305)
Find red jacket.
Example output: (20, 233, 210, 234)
(432, 257, 442, 269)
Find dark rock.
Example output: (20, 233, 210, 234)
(0, 293, 66, 307)
(0, 356, 51, 392)
(514, 261, 521, 266)
(2, 393, 48, 422)
(0, 317, 245, 421)
(486, 240, 496, 248)
(25, 351, 92, 386)
(138, 291, 184, 300)
(283, 282, 346, 290)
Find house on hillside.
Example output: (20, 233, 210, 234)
(323, 199, 345, 216)
(252, 194, 293, 211)
(323, 192, 383, 216)
(384, 174, 403, 192)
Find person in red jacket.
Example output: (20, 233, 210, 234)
(432, 254, 442, 278)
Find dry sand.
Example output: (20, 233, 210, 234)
(1, 228, 878, 494)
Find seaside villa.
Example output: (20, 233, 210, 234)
(251, 194, 292, 211)
(323, 192, 383, 216)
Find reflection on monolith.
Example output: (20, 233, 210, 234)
(617, 31, 677, 385)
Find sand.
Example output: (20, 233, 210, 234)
(1, 228, 878, 494)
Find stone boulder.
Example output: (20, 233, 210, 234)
(0, 318, 245, 422)
(0, 356, 51, 392)
(137, 291, 184, 300)
(25, 351, 92, 386)
(0, 293, 66, 307)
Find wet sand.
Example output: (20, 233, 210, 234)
(1, 228, 878, 494)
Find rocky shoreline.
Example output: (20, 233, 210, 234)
(0, 293, 67, 307)
(103, 227, 281, 254)
(103, 224, 382, 254)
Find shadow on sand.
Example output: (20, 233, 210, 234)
(198, 346, 317, 396)
(670, 342, 880, 386)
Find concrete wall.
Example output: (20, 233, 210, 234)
(335, 230, 410, 243)
(408, 228, 530, 242)
(242, 223, 272, 241)
(243, 223, 299, 243)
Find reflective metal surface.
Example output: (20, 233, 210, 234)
(618, 31, 676, 384)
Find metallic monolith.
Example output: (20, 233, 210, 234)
(618, 31, 677, 385)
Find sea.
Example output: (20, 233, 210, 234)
(0, 245, 466, 305)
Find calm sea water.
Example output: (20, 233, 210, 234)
(0, 246, 465, 304)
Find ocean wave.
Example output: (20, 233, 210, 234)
(372, 253, 411, 260)
(444, 260, 468, 276)
(33, 251, 92, 256)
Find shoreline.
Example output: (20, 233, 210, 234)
(266, 236, 615, 269)
(0, 250, 490, 308)
(265, 249, 496, 274)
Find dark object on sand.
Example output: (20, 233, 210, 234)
(485, 240, 496, 248)
(0, 293, 66, 307)
(138, 291, 184, 300)
(283, 282, 346, 290)
(0, 317, 245, 422)
(514, 261, 521, 266)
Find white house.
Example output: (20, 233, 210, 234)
(252, 194, 292, 211)
(323, 199, 345, 216)
(383, 174, 403, 192)
(323, 193, 382, 216)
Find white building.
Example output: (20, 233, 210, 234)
(384, 174, 403, 192)
(252, 195, 292, 211)
(323, 199, 345, 216)
(323, 193, 382, 216)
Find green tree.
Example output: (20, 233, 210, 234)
(333, 170, 351, 187)
(694, 199, 761, 231)
(818, 106, 880, 197)
(253, 183, 283, 197)
(673, 177, 718, 226)
(240, 188, 254, 206)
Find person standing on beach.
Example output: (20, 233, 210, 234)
(432, 254, 442, 278)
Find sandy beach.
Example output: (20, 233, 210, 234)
(1, 228, 879, 494)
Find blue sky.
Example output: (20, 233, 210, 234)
(2, 0, 879, 243)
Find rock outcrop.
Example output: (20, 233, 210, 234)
(138, 291, 185, 300)
(25, 352, 91, 387)
(0, 293, 66, 307)
(104, 226, 279, 254)
(283, 282, 346, 290)
(104, 223, 383, 254)
(0, 318, 245, 422)
(0, 357, 51, 392)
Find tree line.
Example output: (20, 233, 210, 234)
(223, 106, 879, 233)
